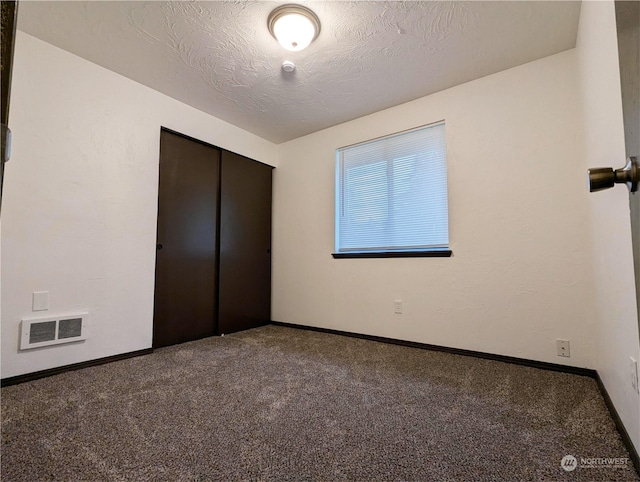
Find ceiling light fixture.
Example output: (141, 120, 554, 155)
(268, 4, 320, 52)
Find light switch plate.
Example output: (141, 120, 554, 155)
(32, 291, 49, 311)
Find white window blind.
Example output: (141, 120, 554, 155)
(335, 122, 449, 253)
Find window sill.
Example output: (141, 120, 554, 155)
(332, 249, 452, 259)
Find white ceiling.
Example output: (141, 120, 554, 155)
(17, 1, 581, 144)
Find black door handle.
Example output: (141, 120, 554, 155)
(157, 244, 163, 250)
(588, 156, 638, 192)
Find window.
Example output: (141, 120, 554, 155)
(334, 121, 450, 258)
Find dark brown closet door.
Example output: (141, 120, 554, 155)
(218, 151, 272, 334)
(153, 130, 221, 348)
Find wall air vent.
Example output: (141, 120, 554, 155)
(20, 313, 88, 350)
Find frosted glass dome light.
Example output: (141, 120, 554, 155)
(268, 5, 320, 52)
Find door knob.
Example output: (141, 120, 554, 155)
(157, 243, 163, 250)
(588, 156, 639, 192)
(1, 124, 11, 163)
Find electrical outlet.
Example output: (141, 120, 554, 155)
(394, 300, 403, 314)
(556, 339, 570, 358)
(630, 357, 639, 394)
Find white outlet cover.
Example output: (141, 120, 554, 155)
(32, 291, 49, 311)
(556, 339, 570, 358)
(630, 357, 639, 394)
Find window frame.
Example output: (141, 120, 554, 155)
(333, 122, 452, 259)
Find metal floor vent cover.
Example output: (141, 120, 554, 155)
(20, 313, 88, 350)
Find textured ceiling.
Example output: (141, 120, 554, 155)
(17, 1, 581, 144)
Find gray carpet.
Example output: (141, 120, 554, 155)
(2, 325, 638, 481)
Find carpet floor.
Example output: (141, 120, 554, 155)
(1, 325, 638, 481)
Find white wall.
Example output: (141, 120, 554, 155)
(577, 0, 640, 453)
(273, 49, 598, 368)
(1, 32, 278, 379)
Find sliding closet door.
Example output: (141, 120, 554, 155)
(218, 151, 272, 334)
(153, 130, 221, 348)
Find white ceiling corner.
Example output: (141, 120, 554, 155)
(17, 1, 581, 144)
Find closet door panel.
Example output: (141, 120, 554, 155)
(218, 151, 272, 334)
(153, 129, 220, 348)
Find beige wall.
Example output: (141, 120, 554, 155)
(272, 48, 597, 368)
(577, 0, 640, 453)
(1, 32, 278, 378)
